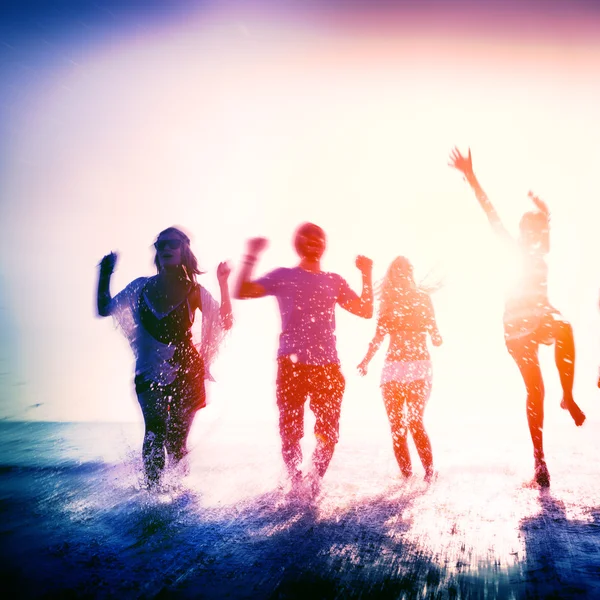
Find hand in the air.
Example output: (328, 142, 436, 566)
(99, 252, 117, 275)
(448, 147, 474, 178)
(528, 191, 550, 216)
(246, 237, 268, 257)
(217, 261, 231, 283)
(355, 255, 373, 274)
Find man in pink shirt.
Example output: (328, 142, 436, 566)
(235, 223, 373, 495)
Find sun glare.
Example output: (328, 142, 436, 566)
(0, 6, 597, 431)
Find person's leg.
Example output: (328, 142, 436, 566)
(137, 388, 169, 485)
(165, 397, 197, 465)
(551, 318, 586, 426)
(506, 339, 549, 486)
(308, 365, 345, 480)
(276, 358, 307, 483)
(165, 376, 206, 464)
(382, 381, 412, 477)
(405, 379, 434, 480)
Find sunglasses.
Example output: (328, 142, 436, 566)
(154, 239, 182, 251)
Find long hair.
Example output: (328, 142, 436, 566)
(153, 226, 204, 282)
(376, 256, 442, 323)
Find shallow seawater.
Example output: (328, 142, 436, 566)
(0, 409, 599, 599)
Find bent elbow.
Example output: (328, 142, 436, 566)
(235, 282, 260, 300)
(233, 284, 246, 300)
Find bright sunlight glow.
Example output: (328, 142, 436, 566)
(1, 6, 599, 448)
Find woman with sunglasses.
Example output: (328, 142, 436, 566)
(357, 256, 442, 482)
(448, 147, 585, 488)
(96, 227, 233, 486)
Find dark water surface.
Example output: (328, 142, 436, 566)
(0, 420, 599, 599)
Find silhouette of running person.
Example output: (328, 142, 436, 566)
(449, 148, 585, 487)
(235, 223, 373, 495)
(358, 256, 442, 481)
(97, 227, 233, 486)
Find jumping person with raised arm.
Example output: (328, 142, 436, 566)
(97, 227, 232, 487)
(449, 148, 585, 488)
(235, 223, 373, 496)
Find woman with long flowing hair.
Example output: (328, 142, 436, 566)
(358, 256, 442, 481)
(97, 226, 233, 486)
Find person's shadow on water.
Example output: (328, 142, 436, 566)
(159, 483, 524, 600)
(169, 484, 443, 600)
(518, 489, 600, 600)
(17, 469, 600, 600)
(40, 479, 441, 599)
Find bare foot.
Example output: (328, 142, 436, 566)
(560, 396, 586, 427)
(534, 460, 551, 488)
(304, 469, 322, 499)
(424, 468, 437, 483)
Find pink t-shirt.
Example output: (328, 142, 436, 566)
(256, 267, 357, 366)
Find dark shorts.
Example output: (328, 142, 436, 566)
(276, 356, 346, 446)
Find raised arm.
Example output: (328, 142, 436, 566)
(216, 262, 233, 330)
(339, 255, 374, 319)
(97, 252, 117, 317)
(357, 321, 386, 376)
(448, 147, 510, 239)
(234, 237, 269, 299)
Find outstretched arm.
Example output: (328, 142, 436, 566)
(234, 237, 269, 299)
(97, 252, 117, 317)
(357, 323, 385, 376)
(216, 262, 233, 330)
(448, 147, 510, 239)
(340, 255, 374, 319)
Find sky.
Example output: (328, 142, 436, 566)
(1, 0, 600, 428)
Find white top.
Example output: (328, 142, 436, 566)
(108, 277, 226, 385)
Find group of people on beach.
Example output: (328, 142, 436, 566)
(96, 148, 587, 494)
